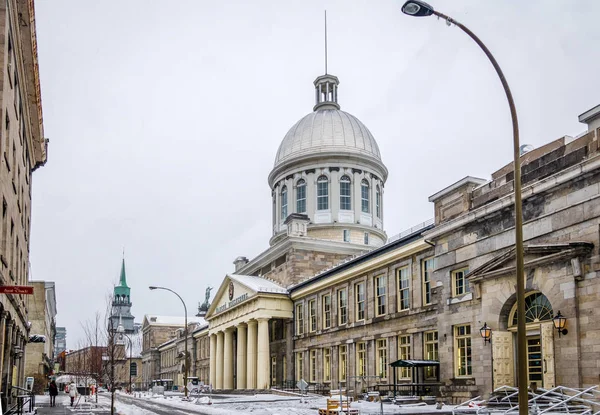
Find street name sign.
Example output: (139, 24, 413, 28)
(0, 286, 33, 295)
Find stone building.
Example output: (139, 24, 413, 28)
(0, 0, 47, 408)
(200, 65, 600, 403)
(24, 281, 56, 378)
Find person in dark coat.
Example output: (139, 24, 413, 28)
(48, 380, 58, 407)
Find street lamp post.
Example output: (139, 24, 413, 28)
(117, 324, 133, 394)
(400, 2, 527, 415)
(149, 286, 189, 398)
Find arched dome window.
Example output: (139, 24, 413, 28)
(340, 175, 351, 210)
(296, 179, 306, 213)
(281, 186, 288, 220)
(361, 179, 370, 213)
(376, 185, 381, 218)
(509, 292, 554, 327)
(317, 175, 329, 210)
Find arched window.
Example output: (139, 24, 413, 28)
(130, 362, 137, 376)
(317, 175, 329, 210)
(339, 175, 351, 210)
(296, 179, 306, 213)
(361, 179, 370, 213)
(376, 186, 381, 218)
(281, 186, 288, 220)
(510, 292, 554, 327)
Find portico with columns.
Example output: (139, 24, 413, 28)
(206, 274, 292, 390)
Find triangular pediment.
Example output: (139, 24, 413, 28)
(206, 275, 258, 319)
(468, 242, 593, 282)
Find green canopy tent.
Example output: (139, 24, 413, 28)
(389, 359, 440, 399)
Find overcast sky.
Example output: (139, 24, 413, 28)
(30, 0, 600, 348)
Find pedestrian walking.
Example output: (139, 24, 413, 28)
(48, 380, 58, 407)
(68, 382, 77, 407)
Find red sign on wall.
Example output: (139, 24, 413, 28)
(0, 286, 34, 295)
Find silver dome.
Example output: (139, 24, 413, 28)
(274, 109, 382, 167)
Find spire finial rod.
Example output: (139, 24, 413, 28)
(324, 10, 328, 75)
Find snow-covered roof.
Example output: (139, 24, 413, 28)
(145, 315, 206, 327)
(229, 274, 287, 295)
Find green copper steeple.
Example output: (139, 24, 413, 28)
(114, 258, 130, 298)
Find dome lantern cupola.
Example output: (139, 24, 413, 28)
(313, 74, 340, 111)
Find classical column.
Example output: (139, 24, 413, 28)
(246, 320, 257, 389)
(3, 321, 14, 393)
(285, 320, 293, 383)
(223, 328, 234, 389)
(256, 318, 270, 390)
(0, 312, 7, 394)
(215, 331, 224, 390)
(209, 334, 216, 387)
(236, 323, 247, 389)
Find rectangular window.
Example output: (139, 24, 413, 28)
(422, 257, 434, 306)
(309, 299, 317, 332)
(452, 268, 470, 297)
(356, 342, 366, 377)
(296, 303, 304, 335)
(296, 352, 304, 381)
(376, 339, 388, 379)
(424, 331, 438, 379)
(340, 179, 351, 210)
(317, 179, 329, 210)
(296, 183, 306, 213)
(130, 362, 137, 376)
(361, 183, 370, 213)
(338, 345, 347, 381)
(310, 349, 317, 382)
(355, 282, 365, 321)
(376, 188, 381, 218)
(322, 294, 331, 329)
(398, 335, 411, 379)
(281, 188, 288, 220)
(343, 229, 350, 242)
(338, 289, 347, 325)
(271, 356, 277, 384)
(364, 232, 369, 245)
(375, 275, 386, 316)
(397, 266, 410, 311)
(323, 348, 331, 382)
(455, 325, 472, 377)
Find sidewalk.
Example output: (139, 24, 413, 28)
(33, 393, 111, 414)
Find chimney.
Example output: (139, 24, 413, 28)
(579, 104, 600, 138)
(233, 256, 249, 273)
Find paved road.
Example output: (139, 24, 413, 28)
(112, 394, 212, 415)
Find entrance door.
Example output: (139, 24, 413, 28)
(527, 336, 543, 387)
(541, 322, 555, 388)
(492, 331, 514, 389)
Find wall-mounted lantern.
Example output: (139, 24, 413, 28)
(553, 311, 568, 337)
(479, 322, 492, 345)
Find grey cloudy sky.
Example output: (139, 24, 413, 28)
(30, 0, 600, 348)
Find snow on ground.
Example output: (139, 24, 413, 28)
(111, 391, 459, 415)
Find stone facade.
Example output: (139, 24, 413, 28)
(24, 281, 56, 378)
(0, 0, 47, 408)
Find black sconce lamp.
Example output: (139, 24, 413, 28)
(553, 311, 568, 337)
(479, 322, 492, 345)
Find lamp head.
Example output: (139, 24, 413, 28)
(401, 1, 435, 17)
(149, 286, 158, 290)
(479, 322, 492, 345)
(553, 311, 568, 336)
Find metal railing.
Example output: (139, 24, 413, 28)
(387, 218, 434, 243)
(5, 386, 34, 415)
(272, 381, 331, 396)
(375, 382, 441, 398)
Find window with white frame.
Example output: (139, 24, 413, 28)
(356, 342, 366, 377)
(375, 275, 387, 316)
(271, 356, 277, 383)
(397, 266, 410, 311)
(376, 339, 388, 379)
(281, 186, 288, 220)
(455, 325, 472, 377)
(338, 289, 348, 325)
(422, 257, 434, 306)
(296, 179, 306, 213)
(364, 232, 369, 245)
(310, 349, 317, 382)
(361, 179, 370, 213)
(343, 229, 350, 242)
(317, 175, 329, 210)
(322, 294, 331, 329)
(296, 303, 304, 335)
(339, 345, 347, 381)
(452, 268, 470, 297)
(397, 335, 411, 379)
(309, 299, 317, 332)
(424, 331, 438, 379)
(296, 352, 303, 381)
(340, 175, 351, 210)
(323, 348, 331, 382)
(376, 186, 381, 218)
(355, 282, 365, 321)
